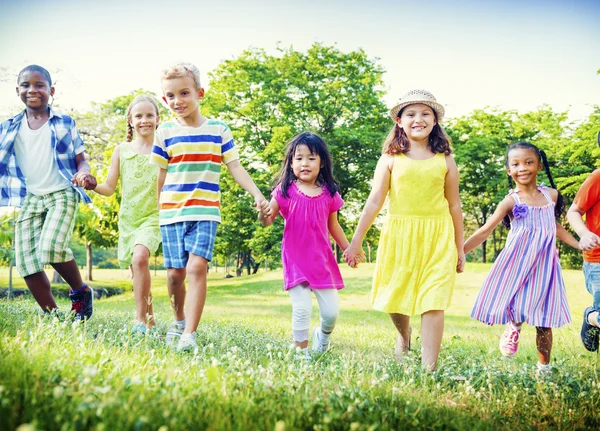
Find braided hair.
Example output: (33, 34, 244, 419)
(502, 142, 565, 228)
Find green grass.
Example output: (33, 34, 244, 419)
(0, 263, 599, 431)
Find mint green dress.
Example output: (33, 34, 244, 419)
(117, 142, 161, 268)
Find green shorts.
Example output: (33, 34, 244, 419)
(16, 188, 80, 277)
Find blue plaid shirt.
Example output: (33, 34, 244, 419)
(0, 107, 91, 207)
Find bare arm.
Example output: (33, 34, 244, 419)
(556, 223, 581, 250)
(445, 156, 465, 273)
(157, 167, 167, 210)
(464, 197, 514, 254)
(226, 160, 267, 208)
(328, 211, 350, 251)
(567, 203, 600, 250)
(344, 154, 393, 265)
(258, 198, 280, 227)
(94, 146, 121, 196)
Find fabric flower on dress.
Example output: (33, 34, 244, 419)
(513, 204, 528, 219)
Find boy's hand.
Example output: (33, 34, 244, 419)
(72, 172, 97, 190)
(254, 198, 271, 217)
(580, 231, 600, 251)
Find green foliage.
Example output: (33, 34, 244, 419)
(203, 43, 390, 269)
(0, 212, 16, 266)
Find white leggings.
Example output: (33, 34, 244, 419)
(288, 283, 340, 342)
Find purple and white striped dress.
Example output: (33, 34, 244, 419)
(470, 186, 571, 328)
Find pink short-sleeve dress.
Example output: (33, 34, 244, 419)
(273, 182, 344, 290)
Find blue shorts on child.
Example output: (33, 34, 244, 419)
(583, 262, 600, 312)
(160, 220, 218, 268)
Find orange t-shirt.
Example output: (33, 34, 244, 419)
(574, 169, 600, 262)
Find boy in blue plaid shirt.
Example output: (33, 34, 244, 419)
(0, 65, 96, 320)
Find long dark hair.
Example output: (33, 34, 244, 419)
(382, 107, 452, 155)
(502, 142, 565, 228)
(273, 132, 340, 198)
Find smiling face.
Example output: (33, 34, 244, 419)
(17, 70, 54, 111)
(396, 103, 437, 142)
(291, 144, 322, 185)
(161, 75, 204, 120)
(128, 101, 159, 139)
(506, 147, 542, 186)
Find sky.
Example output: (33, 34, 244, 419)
(0, 0, 599, 122)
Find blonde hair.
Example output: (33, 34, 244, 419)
(125, 94, 160, 142)
(161, 63, 201, 89)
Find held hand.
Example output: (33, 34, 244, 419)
(456, 252, 465, 273)
(344, 242, 364, 268)
(254, 198, 271, 216)
(579, 231, 600, 251)
(72, 172, 97, 190)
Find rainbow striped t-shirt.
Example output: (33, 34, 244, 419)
(150, 119, 239, 226)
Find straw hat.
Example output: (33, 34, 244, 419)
(389, 89, 445, 121)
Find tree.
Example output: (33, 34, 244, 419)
(202, 43, 390, 271)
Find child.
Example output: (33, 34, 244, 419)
(465, 142, 581, 375)
(93, 94, 162, 334)
(344, 89, 464, 371)
(567, 165, 600, 352)
(151, 63, 268, 351)
(0, 65, 96, 320)
(259, 132, 350, 356)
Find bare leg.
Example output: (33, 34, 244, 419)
(131, 245, 151, 325)
(24, 271, 57, 311)
(183, 253, 208, 334)
(536, 327, 552, 365)
(390, 313, 411, 358)
(421, 310, 445, 371)
(50, 259, 83, 291)
(184, 253, 208, 334)
(167, 267, 186, 322)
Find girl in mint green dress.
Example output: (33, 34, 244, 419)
(94, 95, 161, 333)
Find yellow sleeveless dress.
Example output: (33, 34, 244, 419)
(371, 152, 457, 315)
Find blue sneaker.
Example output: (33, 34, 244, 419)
(581, 307, 599, 352)
(69, 285, 94, 321)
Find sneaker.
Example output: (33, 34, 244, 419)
(69, 285, 94, 321)
(131, 324, 147, 336)
(165, 322, 185, 346)
(311, 326, 330, 353)
(581, 307, 600, 352)
(293, 346, 311, 361)
(536, 362, 552, 378)
(176, 332, 197, 352)
(499, 323, 521, 358)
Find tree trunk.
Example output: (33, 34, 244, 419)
(86, 241, 93, 281)
(236, 251, 243, 277)
(482, 240, 487, 263)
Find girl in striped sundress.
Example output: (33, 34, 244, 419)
(464, 142, 584, 376)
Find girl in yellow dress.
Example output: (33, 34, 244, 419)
(345, 89, 464, 371)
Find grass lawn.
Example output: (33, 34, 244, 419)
(0, 263, 598, 430)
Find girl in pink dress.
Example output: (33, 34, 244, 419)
(259, 132, 358, 356)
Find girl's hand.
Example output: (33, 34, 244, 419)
(72, 172, 97, 190)
(456, 252, 465, 273)
(254, 198, 271, 216)
(344, 242, 365, 268)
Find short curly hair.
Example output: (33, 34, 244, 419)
(161, 63, 201, 89)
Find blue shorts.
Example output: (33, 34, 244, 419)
(160, 221, 218, 268)
(583, 262, 600, 312)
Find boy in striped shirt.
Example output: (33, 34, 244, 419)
(151, 63, 268, 351)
